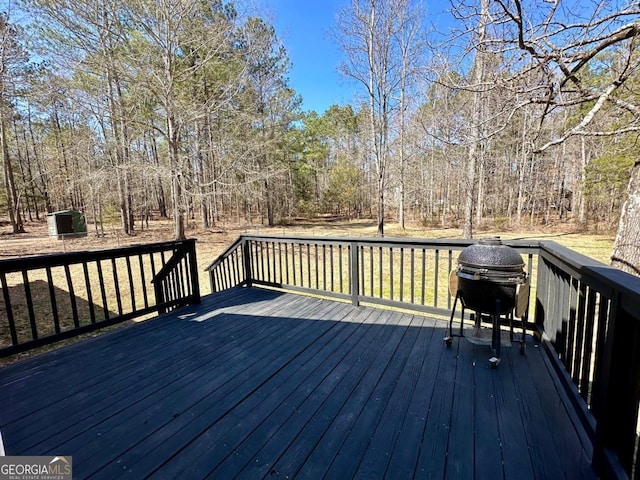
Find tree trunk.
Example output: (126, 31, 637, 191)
(27, 104, 52, 213)
(377, 172, 385, 236)
(577, 137, 588, 224)
(169, 120, 186, 240)
(611, 159, 640, 276)
(475, 154, 484, 226)
(462, 0, 489, 239)
(1, 112, 24, 233)
(265, 179, 275, 227)
(148, 134, 167, 217)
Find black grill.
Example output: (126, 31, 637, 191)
(456, 237, 526, 314)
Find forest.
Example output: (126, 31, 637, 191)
(1, 0, 639, 274)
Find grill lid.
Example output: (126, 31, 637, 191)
(457, 237, 524, 272)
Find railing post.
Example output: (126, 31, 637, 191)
(350, 241, 359, 306)
(209, 268, 216, 293)
(188, 239, 201, 304)
(242, 239, 253, 287)
(534, 256, 549, 339)
(154, 280, 166, 315)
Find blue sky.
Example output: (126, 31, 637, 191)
(256, 0, 357, 114)
(256, 0, 456, 115)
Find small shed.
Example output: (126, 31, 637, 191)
(47, 210, 87, 240)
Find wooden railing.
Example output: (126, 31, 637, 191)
(206, 234, 640, 479)
(152, 240, 201, 314)
(206, 234, 537, 320)
(0, 239, 200, 358)
(535, 242, 640, 480)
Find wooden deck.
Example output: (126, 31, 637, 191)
(0, 287, 597, 479)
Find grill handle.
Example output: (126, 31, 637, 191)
(456, 269, 527, 285)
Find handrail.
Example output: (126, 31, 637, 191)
(205, 236, 247, 293)
(206, 234, 640, 479)
(0, 239, 200, 358)
(204, 235, 245, 272)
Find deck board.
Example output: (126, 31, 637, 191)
(6, 291, 300, 450)
(0, 287, 598, 479)
(97, 299, 356, 479)
(147, 304, 379, 479)
(80, 297, 343, 477)
(444, 334, 475, 480)
(495, 348, 537, 480)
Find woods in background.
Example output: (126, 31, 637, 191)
(0, 0, 638, 272)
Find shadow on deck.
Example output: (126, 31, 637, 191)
(0, 287, 597, 479)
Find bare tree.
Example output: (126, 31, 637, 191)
(393, 0, 425, 230)
(336, 0, 422, 236)
(462, 0, 490, 238)
(488, 0, 640, 275)
(0, 11, 25, 233)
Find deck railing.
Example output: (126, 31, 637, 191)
(206, 234, 640, 479)
(206, 234, 538, 320)
(535, 242, 640, 479)
(0, 239, 200, 358)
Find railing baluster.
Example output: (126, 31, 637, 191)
(434, 249, 440, 308)
(299, 243, 304, 287)
(138, 255, 149, 309)
(291, 243, 296, 286)
(360, 245, 365, 296)
(313, 244, 318, 289)
(178, 256, 187, 298)
(284, 243, 289, 285)
(266, 241, 272, 283)
(260, 241, 266, 283)
(399, 248, 404, 302)
(322, 244, 326, 291)
(46, 267, 61, 333)
(126, 256, 136, 313)
(64, 265, 80, 328)
(338, 244, 343, 293)
(215, 268, 222, 293)
(573, 282, 587, 388)
(22, 271, 37, 340)
(580, 288, 597, 402)
(389, 247, 394, 301)
(378, 247, 383, 299)
(97, 260, 109, 320)
(112, 258, 123, 316)
(272, 241, 277, 283)
(560, 269, 571, 362)
(410, 248, 415, 304)
(330, 245, 334, 292)
(566, 277, 579, 377)
(306, 243, 311, 288)
(447, 250, 453, 309)
(279, 242, 284, 285)
(350, 242, 359, 306)
(232, 248, 238, 286)
(1, 272, 17, 345)
(369, 246, 374, 297)
(421, 249, 426, 305)
(591, 294, 611, 417)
